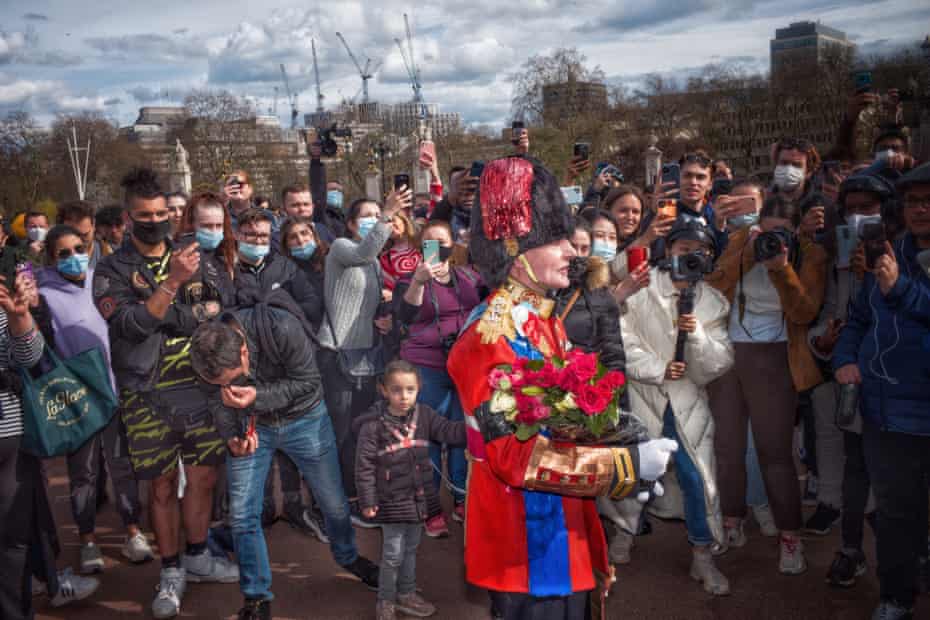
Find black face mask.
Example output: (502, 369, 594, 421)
(567, 256, 588, 286)
(439, 245, 454, 263)
(131, 217, 171, 245)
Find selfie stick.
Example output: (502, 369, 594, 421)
(674, 284, 696, 363)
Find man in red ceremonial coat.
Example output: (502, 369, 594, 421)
(447, 155, 678, 619)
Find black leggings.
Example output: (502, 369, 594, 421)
(0, 437, 59, 620)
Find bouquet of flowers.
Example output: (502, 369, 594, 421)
(488, 349, 649, 444)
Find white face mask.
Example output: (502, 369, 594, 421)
(773, 165, 805, 191)
(27, 227, 48, 242)
(874, 149, 894, 162)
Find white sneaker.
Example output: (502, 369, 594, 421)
(50, 567, 99, 607)
(152, 567, 186, 619)
(608, 530, 634, 565)
(690, 547, 731, 596)
(779, 535, 807, 575)
(182, 549, 239, 583)
(122, 532, 155, 563)
(32, 578, 46, 597)
(751, 504, 779, 537)
(723, 520, 747, 549)
(80, 542, 105, 574)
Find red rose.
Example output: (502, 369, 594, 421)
(600, 371, 626, 391)
(515, 393, 551, 425)
(529, 361, 561, 388)
(557, 367, 583, 394)
(575, 382, 612, 416)
(566, 349, 598, 383)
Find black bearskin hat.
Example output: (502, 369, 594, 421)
(469, 155, 573, 289)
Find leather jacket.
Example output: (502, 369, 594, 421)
(208, 305, 324, 441)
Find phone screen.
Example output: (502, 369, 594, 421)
(573, 142, 590, 161)
(422, 239, 440, 265)
(394, 174, 410, 191)
(835, 225, 857, 269)
(469, 161, 485, 179)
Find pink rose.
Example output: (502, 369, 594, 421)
(489, 367, 510, 390)
(575, 383, 612, 416)
(515, 393, 551, 425)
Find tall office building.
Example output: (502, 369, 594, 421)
(770, 21, 855, 78)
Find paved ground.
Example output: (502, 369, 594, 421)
(33, 457, 926, 620)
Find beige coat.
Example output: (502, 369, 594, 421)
(620, 269, 734, 544)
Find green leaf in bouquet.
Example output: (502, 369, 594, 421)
(521, 386, 546, 396)
(515, 423, 541, 441)
(526, 359, 545, 371)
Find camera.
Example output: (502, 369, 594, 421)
(754, 228, 794, 263)
(670, 251, 713, 283)
(318, 124, 352, 157)
(595, 162, 624, 184)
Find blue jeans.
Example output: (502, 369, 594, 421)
(662, 406, 713, 546)
(227, 404, 357, 601)
(379, 523, 422, 602)
(417, 365, 466, 504)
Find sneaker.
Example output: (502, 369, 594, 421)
(376, 600, 397, 620)
(344, 556, 379, 590)
(237, 597, 271, 620)
(284, 504, 330, 544)
(779, 534, 807, 575)
(751, 504, 779, 537)
(80, 542, 105, 574)
(802, 475, 819, 507)
(870, 599, 914, 620)
(396, 592, 437, 617)
(425, 514, 450, 538)
(350, 502, 379, 529)
(122, 532, 155, 564)
(152, 567, 186, 619)
(182, 549, 239, 583)
(690, 547, 730, 596)
(49, 568, 99, 607)
(826, 550, 867, 588)
(724, 520, 747, 549)
(32, 578, 46, 597)
(452, 503, 466, 523)
(804, 503, 841, 536)
(608, 530, 634, 565)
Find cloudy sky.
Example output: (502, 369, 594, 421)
(1, 0, 927, 129)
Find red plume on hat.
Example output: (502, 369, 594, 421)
(469, 155, 573, 289)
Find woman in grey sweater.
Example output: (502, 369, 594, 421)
(318, 187, 411, 517)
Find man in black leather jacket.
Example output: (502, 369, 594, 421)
(93, 168, 239, 619)
(190, 305, 379, 620)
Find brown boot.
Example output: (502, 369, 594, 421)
(396, 592, 436, 617)
(376, 600, 397, 620)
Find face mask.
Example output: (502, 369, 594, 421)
(195, 229, 224, 251)
(57, 253, 89, 277)
(131, 217, 171, 245)
(591, 240, 617, 262)
(356, 216, 378, 238)
(27, 227, 48, 242)
(438, 245, 454, 263)
(239, 242, 269, 263)
(727, 213, 759, 229)
(291, 240, 317, 260)
(773, 165, 805, 191)
(327, 190, 344, 209)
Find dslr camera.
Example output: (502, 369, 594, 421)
(754, 228, 795, 263)
(318, 124, 353, 157)
(670, 251, 713, 283)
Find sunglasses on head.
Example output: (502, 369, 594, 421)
(680, 153, 711, 166)
(57, 245, 86, 260)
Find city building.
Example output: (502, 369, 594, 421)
(542, 80, 608, 125)
(770, 21, 855, 79)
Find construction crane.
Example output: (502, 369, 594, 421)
(393, 13, 423, 104)
(279, 63, 299, 129)
(335, 32, 380, 105)
(311, 38, 325, 114)
(270, 86, 279, 117)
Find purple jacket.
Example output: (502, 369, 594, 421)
(394, 267, 483, 370)
(39, 267, 117, 392)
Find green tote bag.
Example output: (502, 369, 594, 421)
(19, 346, 118, 457)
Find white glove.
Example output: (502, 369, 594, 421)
(638, 438, 678, 481)
(637, 481, 664, 503)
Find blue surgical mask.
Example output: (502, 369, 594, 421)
(327, 190, 344, 209)
(357, 216, 378, 238)
(591, 240, 617, 262)
(239, 242, 269, 263)
(726, 213, 759, 229)
(196, 228, 224, 251)
(291, 240, 317, 260)
(57, 253, 89, 277)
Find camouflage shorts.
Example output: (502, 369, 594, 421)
(120, 390, 225, 480)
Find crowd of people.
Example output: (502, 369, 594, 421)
(0, 83, 928, 620)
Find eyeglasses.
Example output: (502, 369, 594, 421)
(57, 245, 86, 260)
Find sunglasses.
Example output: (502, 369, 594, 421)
(680, 153, 712, 166)
(57, 245, 87, 260)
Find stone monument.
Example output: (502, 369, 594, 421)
(169, 139, 192, 195)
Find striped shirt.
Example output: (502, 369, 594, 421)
(0, 309, 46, 439)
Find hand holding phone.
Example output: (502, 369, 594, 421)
(422, 239, 440, 266)
(418, 141, 436, 171)
(394, 174, 411, 191)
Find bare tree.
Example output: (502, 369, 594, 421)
(0, 111, 48, 213)
(510, 48, 606, 126)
